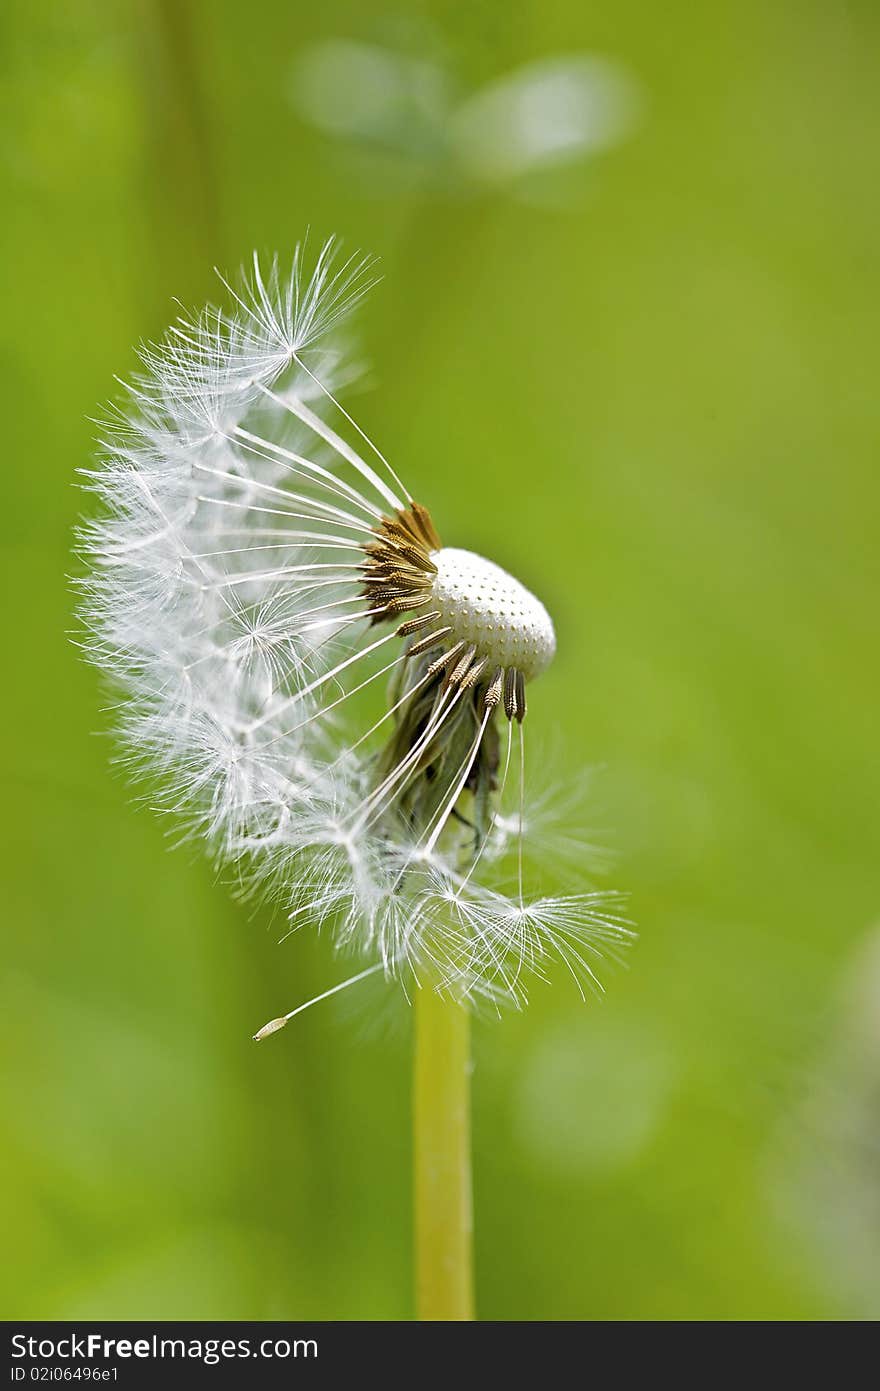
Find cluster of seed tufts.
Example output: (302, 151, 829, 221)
(360, 503, 441, 621)
(361, 504, 555, 722)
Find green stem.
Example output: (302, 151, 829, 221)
(413, 985, 474, 1320)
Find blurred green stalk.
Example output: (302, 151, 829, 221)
(140, 0, 220, 281)
(413, 987, 474, 1320)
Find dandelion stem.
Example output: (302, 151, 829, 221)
(413, 984, 474, 1321)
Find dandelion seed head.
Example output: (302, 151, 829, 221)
(431, 547, 556, 681)
(76, 238, 632, 1015)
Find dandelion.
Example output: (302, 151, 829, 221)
(77, 239, 633, 1318)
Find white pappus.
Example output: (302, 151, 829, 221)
(76, 240, 633, 1027)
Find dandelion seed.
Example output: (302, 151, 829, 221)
(77, 239, 633, 1018)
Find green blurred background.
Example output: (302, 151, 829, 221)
(2, 0, 879, 1320)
